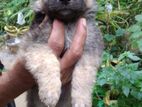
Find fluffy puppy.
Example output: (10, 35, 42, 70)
(16, 0, 104, 107)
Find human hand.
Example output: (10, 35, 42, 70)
(48, 18, 87, 85)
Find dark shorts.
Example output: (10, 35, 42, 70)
(6, 101, 16, 107)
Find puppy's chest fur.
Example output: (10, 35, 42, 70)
(64, 24, 75, 49)
(24, 22, 76, 50)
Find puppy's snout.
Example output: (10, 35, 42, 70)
(59, 0, 71, 5)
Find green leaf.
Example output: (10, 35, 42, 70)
(135, 14, 142, 23)
(118, 51, 141, 61)
(115, 28, 125, 37)
(122, 86, 130, 97)
(104, 34, 115, 42)
(135, 71, 142, 79)
(118, 51, 127, 61)
(97, 79, 107, 86)
(128, 63, 139, 71)
(137, 39, 142, 52)
(131, 90, 142, 100)
(127, 52, 141, 61)
(128, 25, 141, 33)
(97, 100, 104, 107)
(130, 31, 142, 39)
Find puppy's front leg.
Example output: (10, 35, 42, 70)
(72, 53, 101, 107)
(24, 44, 61, 107)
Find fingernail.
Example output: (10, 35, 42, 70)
(81, 18, 86, 27)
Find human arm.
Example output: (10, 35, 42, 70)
(0, 18, 87, 106)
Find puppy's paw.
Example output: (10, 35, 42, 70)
(39, 90, 60, 107)
(72, 99, 92, 107)
(39, 79, 61, 107)
(73, 103, 86, 107)
(73, 102, 91, 107)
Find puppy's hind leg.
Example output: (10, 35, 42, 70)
(24, 44, 61, 107)
(72, 54, 101, 107)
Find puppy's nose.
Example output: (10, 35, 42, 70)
(59, 0, 70, 5)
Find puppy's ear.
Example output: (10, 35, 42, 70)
(32, 0, 44, 12)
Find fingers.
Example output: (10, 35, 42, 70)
(61, 67, 74, 85)
(47, 18, 87, 85)
(60, 18, 87, 71)
(48, 20, 65, 57)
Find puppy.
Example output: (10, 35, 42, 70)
(17, 0, 104, 107)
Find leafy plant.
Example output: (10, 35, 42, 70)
(97, 0, 142, 34)
(0, 0, 34, 31)
(128, 14, 142, 53)
(93, 51, 142, 107)
(93, 1, 142, 106)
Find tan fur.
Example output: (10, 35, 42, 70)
(32, 0, 44, 12)
(85, 0, 93, 8)
(72, 53, 101, 107)
(24, 44, 61, 106)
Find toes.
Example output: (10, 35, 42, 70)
(74, 103, 86, 107)
(39, 88, 61, 107)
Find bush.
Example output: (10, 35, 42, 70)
(93, 0, 142, 107)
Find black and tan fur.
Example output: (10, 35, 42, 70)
(15, 0, 104, 107)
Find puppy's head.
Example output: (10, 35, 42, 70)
(33, 0, 94, 22)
